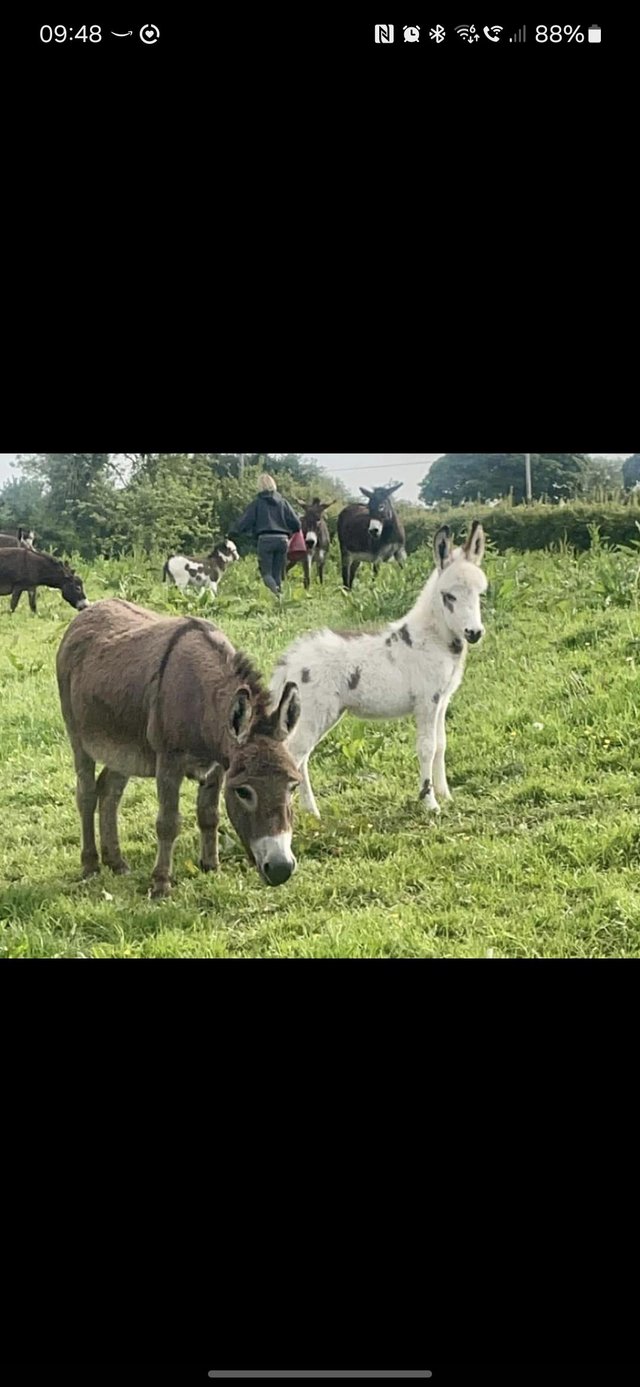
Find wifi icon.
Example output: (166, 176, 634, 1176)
(455, 23, 480, 43)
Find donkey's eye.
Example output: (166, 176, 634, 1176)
(289, 782, 299, 794)
(234, 786, 253, 803)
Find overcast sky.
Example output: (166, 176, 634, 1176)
(0, 452, 633, 503)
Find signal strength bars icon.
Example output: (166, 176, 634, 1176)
(510, 25, 526, 42)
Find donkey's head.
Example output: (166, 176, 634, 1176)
(18, 528, 35, 549)
(210, 538, 239, 565)
(224, 681, 302, 886)
(433, 522, 487, 646)
(360, 483, 402, 539)
(59, 563, 89, 610)
(300, 497, 334, 552)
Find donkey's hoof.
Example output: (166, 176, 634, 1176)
(199, 859, 219, 874)
(149, 879, 172, 900)
(82, 863, 100, 879)
(110, 859, 131, 876)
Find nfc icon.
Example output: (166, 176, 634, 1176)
(374, 24, 395, 43)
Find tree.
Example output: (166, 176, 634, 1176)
(419, 453, 590, 506)
(622, 455, 640, 490)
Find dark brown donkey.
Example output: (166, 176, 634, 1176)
(56, 599, 303, 898)
(0, 544, 88, 613)
(286, 498, 334, 588)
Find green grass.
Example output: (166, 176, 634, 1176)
(1, 538, 640, 957)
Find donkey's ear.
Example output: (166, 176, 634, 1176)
(271, 680, 301, 741)
(464, 520, 486, 566)
(18, 527, 24, 540)
(359, 486, 373, 499)
(387, 482, 403, 495)
(433, 525, 454, 570)
(229, 685, 253, 744)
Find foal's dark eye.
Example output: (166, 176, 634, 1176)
(234, 786, 253, 803)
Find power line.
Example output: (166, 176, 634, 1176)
(316, 458, 440, 473)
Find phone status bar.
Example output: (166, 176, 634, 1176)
(372, 23, 603, 45)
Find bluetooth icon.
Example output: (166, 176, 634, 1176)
(429, 25, 446, 42)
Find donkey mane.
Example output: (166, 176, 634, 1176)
(232, 649, 273, 731)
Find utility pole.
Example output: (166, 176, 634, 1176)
(239, 453, 245, 477)
(525, 452, 532, 504)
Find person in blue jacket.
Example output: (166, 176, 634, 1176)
(231, 473, 302, 597)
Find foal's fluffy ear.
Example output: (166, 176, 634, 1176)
(272, 680, 301, 741)
(229, 685, 253, 744)
(433, 525, 454, 570)
(464, 520, 486, 566)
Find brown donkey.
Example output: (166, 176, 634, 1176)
(56, 599, 302, 897)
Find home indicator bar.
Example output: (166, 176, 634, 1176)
(208, 1375, 433, 1380)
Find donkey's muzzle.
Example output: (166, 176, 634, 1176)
(262, 854, 297, 887)
(465, 628, 483, 645)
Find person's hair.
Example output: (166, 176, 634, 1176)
(258, 473, 277, 492)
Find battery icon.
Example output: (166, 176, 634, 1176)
(588, 24, 601, 42)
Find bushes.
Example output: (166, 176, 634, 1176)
(400, 502, 640, 556)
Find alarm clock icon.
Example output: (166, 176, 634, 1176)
(140, 24, 160, 44)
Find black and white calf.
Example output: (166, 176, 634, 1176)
(162, 539, 240, 594)
(337, 483, 407, 590)
(270, 522, 487, 817)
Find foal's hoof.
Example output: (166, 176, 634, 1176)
(149, 879, 172, 900)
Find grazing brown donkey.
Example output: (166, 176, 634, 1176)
(56, 599, 302, 898)
(0, 544, 88, 613)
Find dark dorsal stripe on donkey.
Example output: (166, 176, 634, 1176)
(337, 482, 407, 590)
(287, 498, 335, 589)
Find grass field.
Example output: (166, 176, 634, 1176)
(1, 534, 640, 957)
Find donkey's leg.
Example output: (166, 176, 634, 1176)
(97, 768, 130, 872)
(28, 588, 37, 613)
(432, 697, 453, 802)
(197, 766, 223, 872)
(303, 555, 311, 591)
(415, 708, 440, 813)
(373, 562, 380, 579)
(348, 561, 361, 590)
(340, 550, 351, 589)
(298, 753, 321, 819)
(73, 746, 100, 876)
(151, 755, 184, 898)
(395, 547, 408, 567)
(10, 587, 24, 612)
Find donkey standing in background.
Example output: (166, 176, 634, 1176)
(337, 483, 407, 590)
(270, 522, 488, 818)
(287, 498, 335, 588)
(57, 599, 302, 898)
(162, 538, 240, 594)
(0, 544, 88, 613)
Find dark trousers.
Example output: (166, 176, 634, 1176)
(257, 533, 288, 594)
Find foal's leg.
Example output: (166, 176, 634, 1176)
(432, 697, 453, 802)
(348, 560, 361, 589)
(10, 587, 24, 612)
(415, 707, 440, 813)
(151, 754, 184, 898)
(28, 588, 37, 613)
(73, 746, 100, 876)
(197, 766, 223, 872)
(298, 753, 321, 819)
(340, 551, 351, 589)
(97, 768, 130, 872)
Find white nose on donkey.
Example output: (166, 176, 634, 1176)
(269, 521, 488, 818)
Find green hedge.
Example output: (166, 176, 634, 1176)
(399, 502, 640, 556)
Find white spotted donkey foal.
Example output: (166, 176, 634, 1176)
(269, 522, 488, 817)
